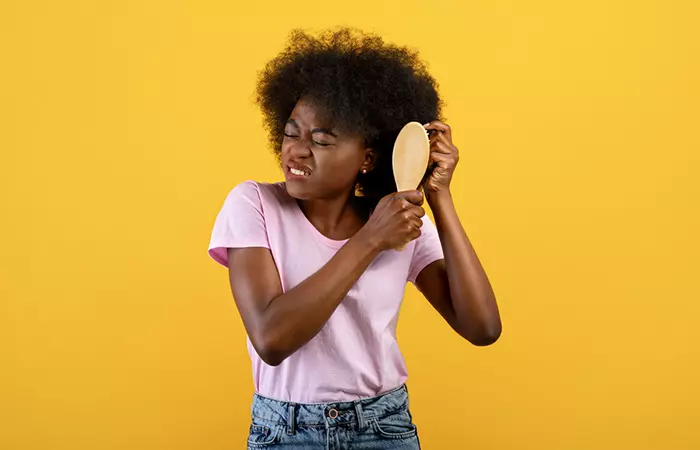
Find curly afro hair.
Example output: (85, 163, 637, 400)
(255, 27, 443, 205)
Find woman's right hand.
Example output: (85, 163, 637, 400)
(359, 190, 426, 251)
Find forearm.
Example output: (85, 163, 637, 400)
(427, 190, 501, 343)
(258, 232, 380, 364)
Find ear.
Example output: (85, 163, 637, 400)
(361, 147, 377, 174)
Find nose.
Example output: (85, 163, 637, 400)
(285, 136, 312, 159)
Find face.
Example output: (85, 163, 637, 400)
(281, 97, 373, 200)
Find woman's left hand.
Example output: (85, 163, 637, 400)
(424, 120, 460, 194)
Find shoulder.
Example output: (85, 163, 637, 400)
(255, 181, 289, 200)
(219, 180, 261, 210)
(222, 180, 291, 212)
(223, 180, 285, 200)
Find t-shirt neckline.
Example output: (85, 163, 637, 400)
(288, 193, 349, 250)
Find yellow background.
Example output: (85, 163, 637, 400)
(2, 0, 699, 449)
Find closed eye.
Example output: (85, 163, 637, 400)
(283, 132, 333, 147)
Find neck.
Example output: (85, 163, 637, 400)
(297, 188, 367, 240)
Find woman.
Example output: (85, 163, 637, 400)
(208, 28, 501, 449)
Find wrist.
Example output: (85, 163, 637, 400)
(425, 187, 453, 206)
(350, 227, 383, 256)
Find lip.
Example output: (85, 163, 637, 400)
(286, 162, 312, 180)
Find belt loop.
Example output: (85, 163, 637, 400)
(287, 403, 296, 435)
(354, 401, 366, 431)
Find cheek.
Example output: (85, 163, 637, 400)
(325, 152, 363, 180)
(280, 140, 292, 156)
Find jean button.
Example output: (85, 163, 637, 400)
(328, 408, 339, 419)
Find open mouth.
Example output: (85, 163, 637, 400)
(288, 165, 311, 177)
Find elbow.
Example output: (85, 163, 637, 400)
(250, 332, 289, 367)
(469, 327, 501, 346)
(257, 348, 286, 367)
(463, 321, 502, 347)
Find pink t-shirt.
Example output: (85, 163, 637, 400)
(208, 181, 444, 403)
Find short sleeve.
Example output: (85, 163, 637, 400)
(407, 215, 445, 284)
(207, 181, 270, 267)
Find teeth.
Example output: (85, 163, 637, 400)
(290, 168, 307, 176)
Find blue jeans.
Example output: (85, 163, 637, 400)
(247, 384, 421, 449)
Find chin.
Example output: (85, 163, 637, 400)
(284, 179, 312, 200)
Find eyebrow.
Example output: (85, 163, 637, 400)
(286, 119, 337, 137)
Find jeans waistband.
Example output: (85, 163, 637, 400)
(251, 384, 410, 432)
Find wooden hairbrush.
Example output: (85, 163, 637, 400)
(392, 121, 431, 250)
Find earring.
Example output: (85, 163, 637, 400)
(362, 169, 367, 174)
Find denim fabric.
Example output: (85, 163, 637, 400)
(246, 384, 421, 449)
